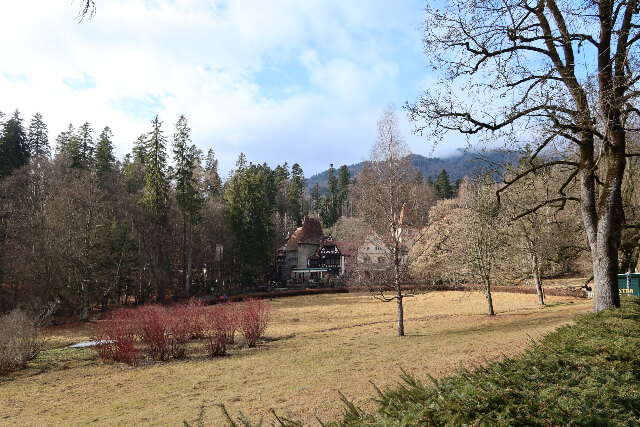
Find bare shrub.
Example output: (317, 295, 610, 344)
(238, 299, 270, 348)
(0, 309, 42, 374)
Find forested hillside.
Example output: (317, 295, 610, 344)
(306, 150, 518, 191)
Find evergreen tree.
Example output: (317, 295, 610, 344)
(76, 122, 95, 167)
(173, 115, 204, 295)
(132, 134, 147, 164)
(204, 148, 221, 197)
(426, 176, 435, 188)
(236, 152, 247, 171)
(95, 126, 115, 188)
(173, 115, 203, 224)
(321, 163, 340, 226)
(435, 169, 454, 199)
(0, 110, 30, 179)
(336, 164, 351, 217)
(27, 112, 50, 159)
(142, 115, 170, 301)
(224, 164, 274, 286)
(453, 178, 463, 198)
(311, 182, 322, 218)
(55, 124, 75, 155)
(142, 116, 169, 219)
(287, 163, 305, 226)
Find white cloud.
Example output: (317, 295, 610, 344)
(0, 0, 446, 176)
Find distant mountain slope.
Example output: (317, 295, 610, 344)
(306, 149, 518, 191)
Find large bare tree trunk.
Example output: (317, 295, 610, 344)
(531, 252, 544, 306)
(580, 124, 625, 312)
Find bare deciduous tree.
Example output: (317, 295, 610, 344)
(501, 162, 587, 305)
(351, 106, 435, 335)
(409, 0, 640, 312)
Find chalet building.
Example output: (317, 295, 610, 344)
(280, 217, 324, 281)
(308, 237, 359, 278)
(276, 217, 357, 282)
(275, 217, 423, 284)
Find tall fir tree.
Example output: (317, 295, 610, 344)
(132, 134, 147, 164)
(142, 115, 170, 301)
(204, 148, 221, 197)
(142, 116, 169, 220)
(76, 122, 95, 167)
(224, 163, 274, 286)
(311, 182, 322, 218)
(321, 163, 340, 226)
(173, 115, 203, 224)
(172, 115, 204, 295)
(336, 164, 351, 217)
(435, 169, 454, 199)
(95, 126, 115, 188)
(287, 163, 305, 226)
(55, 124, 75, 155)
(27, 112, 50, 159)
(0, 110, 30, 179)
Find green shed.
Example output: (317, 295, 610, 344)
(617, 273, 640, 297)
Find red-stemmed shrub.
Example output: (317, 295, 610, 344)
(221, 302, 238, 344)
(202, 304, 235, 357)
(167, 306, 193, 359)
(238, 299, 270, 348)
(136, 305, 170, 361)
(174, 299, 206, 339)
(92, 307, 140, 365)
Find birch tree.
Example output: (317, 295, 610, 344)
(352, 106, 435, 335)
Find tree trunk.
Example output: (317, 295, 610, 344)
(580, 135, 624, 312)
(592, 239, 621, 312)
(396, 293, 404, 336)
(483, 276, 495, 316)
(182, 219, 188, 296)
(394, 244, 404, 336)
(531, 252, 544, 305)
(186, 237, 192, 296)
(80, 280, 89, 321)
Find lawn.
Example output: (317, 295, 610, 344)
(0, 291, 591, 426)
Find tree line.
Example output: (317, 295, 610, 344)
(0, 110, 313, 317)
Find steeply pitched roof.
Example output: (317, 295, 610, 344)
(285, 217, 324, 250)
(333, 240, 360, 257)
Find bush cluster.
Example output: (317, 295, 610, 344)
(0, 308, 42, 375)
(93, 298, 270, 365)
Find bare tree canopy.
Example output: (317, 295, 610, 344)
(77, 0, 95, 21)
(351, 106, 436, 335)
(408, 0, 640, 312)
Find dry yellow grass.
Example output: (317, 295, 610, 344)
(0, 291, 591, 426)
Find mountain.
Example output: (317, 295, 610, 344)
(306, 149, 519, 191)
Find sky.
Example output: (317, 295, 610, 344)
(0, 0, 464, 177)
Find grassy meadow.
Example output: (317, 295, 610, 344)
(0, 290, 591, 426)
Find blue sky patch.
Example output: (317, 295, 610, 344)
(63, 73, 97, 91)
(254, 58, 309, 100)
(2, 72, 29, 84)
(111, 94, 166, 120)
